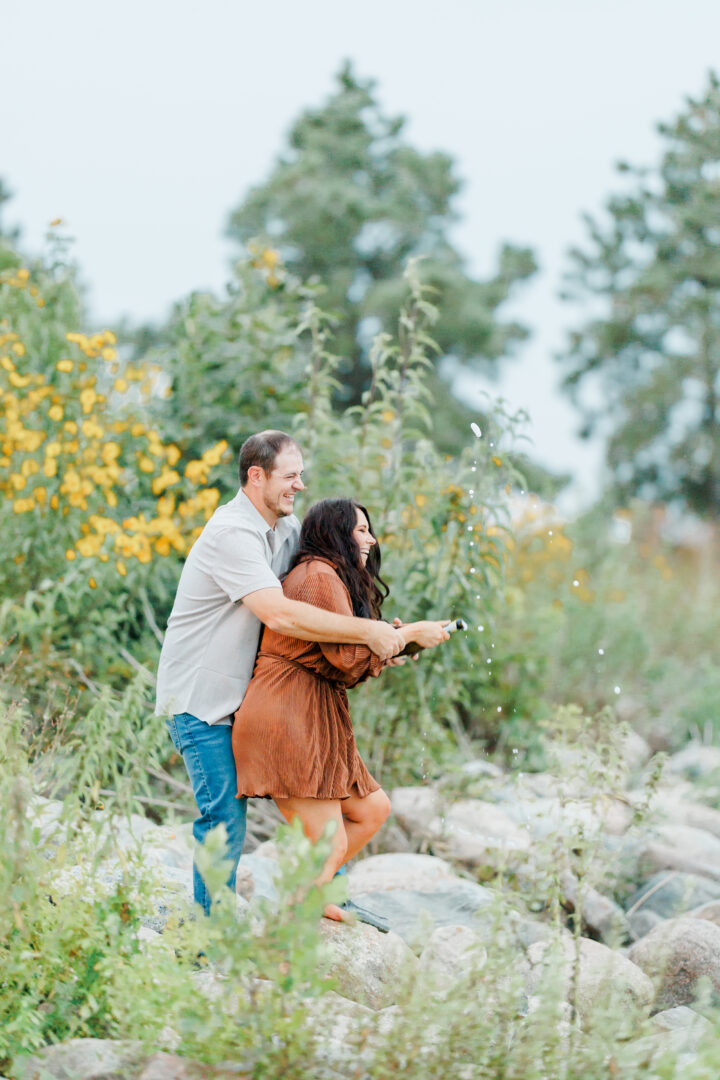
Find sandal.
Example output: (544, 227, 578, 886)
(341, 899, 390, 933)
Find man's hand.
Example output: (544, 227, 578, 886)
(366, 620, 406, 661)
(410, 620, 452, 649)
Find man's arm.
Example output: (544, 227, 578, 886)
(242, 588, 406, 661)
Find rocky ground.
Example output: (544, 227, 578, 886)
(12, 732, 720, 1078)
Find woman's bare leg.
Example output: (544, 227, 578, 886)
(274, 796, 351, 922)
(341, 788, 392, 862)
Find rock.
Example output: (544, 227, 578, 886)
(136, 1053, 252, 1079)
(368, 821, 414, 854)
(251, 839, 280, 860)
(458, 759, 505, 779)
(628, 916, 720, 1009)
(350, 879, 496, 946)
(638, 823, 720, 881)
(426, 800, 531, 866)
(651, 1005, 713, 1047)
(12, 1038, 145, 1080)
(234, 854, 279, 901)
(557, 870, 629, 943)
(319, 920, 419, 1009)
(688, 899, 720, 925)
(418, 924, 487, 985)
(347, 853, 458, 897)
(617, 728, 652, 774)
(527, 936, 654, 1027)
(655, 796, 720, 840)
(666, 744, 720, 780)
(390, 786, 441, 835)
(498, 794, 632, 841)
(627, 908, 664, 942)
(625, 871, 720, 921)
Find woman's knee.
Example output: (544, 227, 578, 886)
(372, 789, 392, 828)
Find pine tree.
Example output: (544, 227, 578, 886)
(226, 63, 536, 423)
(559, 73, 720, 517)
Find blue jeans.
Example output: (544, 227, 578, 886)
(166, 712, 247, 914)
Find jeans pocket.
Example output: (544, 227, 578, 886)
(166, 715, 181, 753)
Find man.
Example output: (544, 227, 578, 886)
(156, 430, 448, 912)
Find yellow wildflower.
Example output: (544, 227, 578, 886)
(116, 559, 127, 576)
(80, 388, 97, 414)
(103, 348, 118, 362)
(48, 405, 64, 421)
(12, 342, 25, 357)
(152, 469, 181, 495)
(56, 359, 74, 373)
(66, 549, 76, 561)
(113, 378, 128, 393)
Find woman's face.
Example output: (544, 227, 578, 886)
(352, 507, 376, 566)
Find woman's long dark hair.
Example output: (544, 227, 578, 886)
(289, 498, 389, 618)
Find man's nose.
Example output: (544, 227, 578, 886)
(293, 477, 305, 490)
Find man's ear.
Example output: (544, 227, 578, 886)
(246, 465, 265, 487)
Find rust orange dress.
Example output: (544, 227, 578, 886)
(232, 557, 384, 800)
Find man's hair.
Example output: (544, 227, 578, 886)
(238, 430, 300, 486)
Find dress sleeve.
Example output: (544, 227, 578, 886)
(291, 570, 385, 686)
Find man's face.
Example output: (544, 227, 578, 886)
(260, 446, 305, 519)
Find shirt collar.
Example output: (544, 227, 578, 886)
(236, 489, 296, 541)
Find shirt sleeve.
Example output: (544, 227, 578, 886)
(211, 526, 281, 602)
(291, 569, 385, 685)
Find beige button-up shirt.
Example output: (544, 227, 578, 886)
(155, 489, 300, 725)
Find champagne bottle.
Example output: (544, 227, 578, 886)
(399, 618, 468, 657)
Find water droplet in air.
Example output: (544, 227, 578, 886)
(468, 489, 475, 496)
(548, 530, 553, 536)
(614, 685, 621, 695)
(512, 748, 519, 756)
(469, 541, 474, 547)
(471, 466, 477, 472)
(572, 580, 579, 587)
(598, 648, 605, 656)
(486, 658, 492, 664)
(471, 422, 482, 438)
(470, 568, 476, 574)
(497, 706, 502, 713)
(478, 624, 484, 630)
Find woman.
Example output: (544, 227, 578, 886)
(232, 498, 449, 925)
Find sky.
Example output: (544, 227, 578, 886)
(4, 0, 720, 511)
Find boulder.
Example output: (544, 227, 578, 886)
(418, 924, 487, 985)
(625, 871, 720, 921)
(557, 870, 629, 943)
(350, 879, 497, 946)
(666, 744, 720, 780)
(628, 916, 720, 1010)
(426, 800, 531, 866)
(627, 908, 664, 942)
(390, 786, 441, 836)
(638, 823, 720, 880)
(654, 795, 720, 840)
(347, 853, 458, 897)
(651, 1004, 713, 1047)
(498, 794, 632, 841)
(319, 920, 419, 1009)
(688, 899, 720, 926)
(458, 759, 505, 779)
(234, 853, 279, 901)
(527, 936, 654, 1026)
(12, 1039, 145, 1080)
